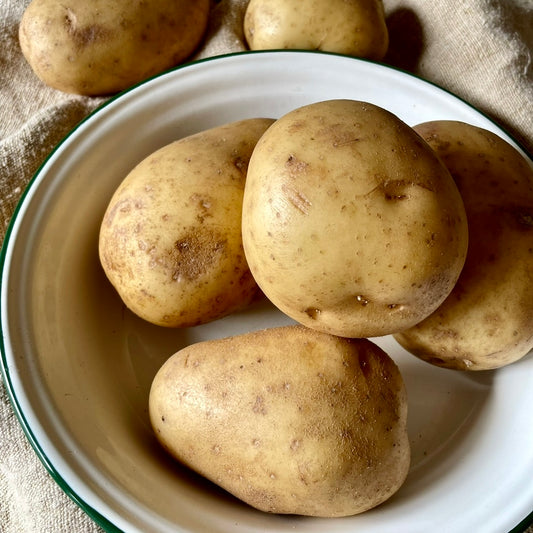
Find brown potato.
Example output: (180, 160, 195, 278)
(149, 325, 410, 517)
(244, 0, 389, 61)
(242, 99, 469, 338)
(394, 120, 533, 370)
(19, 0, 210, 95)
(99, 118, 275, 328)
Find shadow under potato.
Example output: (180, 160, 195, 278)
(384, 8, 425, 73)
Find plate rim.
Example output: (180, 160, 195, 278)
(1, 49, 532, 533)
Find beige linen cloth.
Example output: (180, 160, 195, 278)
(1, 0, 532, 531)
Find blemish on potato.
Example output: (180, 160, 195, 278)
(387, 303, 404, 311)
(252, 395, 267, 415)
(64, 8, 111, 48)
(332, 135, 361, 148)
(356, 294, 369, 306)
(516, 210, 533, 229)
(298, 468, 309, 486)
(189, 193, 212, 210)
(287, 120, 306, 133)
(281, 184, 312, 215)
(358, 353, 371, 377)
(285, 154, 309, 173)
(304, 307, 320, 319)
(233, 155, 247, 173)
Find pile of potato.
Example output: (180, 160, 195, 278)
(99, 98, 533, 517)
(19, 0, 533, 519)
(19, 0, 389, 95)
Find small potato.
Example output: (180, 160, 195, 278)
(99, 118, 275, 328)
(19, 0, 210, 95)
(244, 0, 389, 61)
(394, 121, 533, 371)
(149, 325, 410, 517)
(242, 100, 468, 338)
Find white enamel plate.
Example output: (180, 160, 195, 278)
(1, 51, 532, 533)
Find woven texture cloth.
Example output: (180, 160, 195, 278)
(1, 0, 532, 531)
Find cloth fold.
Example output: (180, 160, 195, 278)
(1, 1, 532, 531)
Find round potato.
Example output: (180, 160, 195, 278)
(149, 325, 410, 517)
(99, 118, 275, 328)
(394, 121, 533, 370)
(19, 0, 210, 95)
(242, 99, 469, 338)
(244, 0, 389, 61)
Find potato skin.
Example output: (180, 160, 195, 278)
(244, 0, 389, 61)
(242, 100, 468, 338)
(149, 325, 410, 517)
(99, 118, 275, 328)
(394, 121, 533, 370)
(19, 0, 209, 95)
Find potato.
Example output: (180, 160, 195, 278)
(394, 121, 533, 370)
(149, 325, 410, 517)
(242, 99, 468, 338)
(244, 0, 389, 61)
(99, 118, 275, 328)
(19, 0, 210, 95)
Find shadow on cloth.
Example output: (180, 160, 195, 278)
(384, 8, 425, 73)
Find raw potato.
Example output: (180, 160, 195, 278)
(244, 0, 389, 61)
(19, 0, 210, 95)
(394, 121, 533, 370)
(149, 325, 410, 517)
(99, 118, 275, 328)
(242, 100, 469, 338)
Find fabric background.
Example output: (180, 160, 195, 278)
(1, 0, 532, 531)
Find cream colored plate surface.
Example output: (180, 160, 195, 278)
(1, 51, 533, 533)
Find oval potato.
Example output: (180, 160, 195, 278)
(394, 120, 533, 370)
(19, 0, 210, 95)
(149, 325, 410, 517)
(242, 100, 469, 338)
(244, 0, 389, 61)
(99, 118, 275, 328)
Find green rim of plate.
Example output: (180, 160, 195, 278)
(1, 49, 532, 533)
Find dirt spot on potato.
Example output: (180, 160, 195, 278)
(285, 154, 309, 174)
(167, 228, 226, 282)
(233, 155, 248, 174)
(64, 7, 111, 48)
